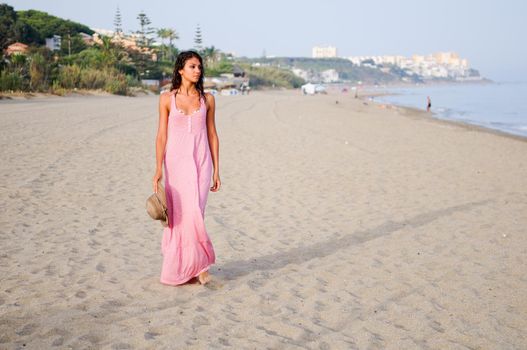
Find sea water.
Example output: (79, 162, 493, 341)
(376, 82, 527, 138)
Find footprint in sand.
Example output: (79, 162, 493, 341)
(143, 331, 160, 340)
(202, 279, 224, 290)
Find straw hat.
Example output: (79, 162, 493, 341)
(146, 181, 169, 227)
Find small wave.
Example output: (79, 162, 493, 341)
(378, 83, 527, 138)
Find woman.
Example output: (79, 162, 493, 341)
(153, 51, 221, 286)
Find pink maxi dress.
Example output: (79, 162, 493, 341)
(160, 91, 215, 285)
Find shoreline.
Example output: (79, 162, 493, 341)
(393, 103, 527, 143)
(2, 85, 525, 144)
(358, 88, 527, 143)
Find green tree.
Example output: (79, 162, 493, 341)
(1, 53, 29, 91)
(134, 11, 155, 78)
(10, 53, 27, 72)
(202, 45, 219, 66)
(0, 4, 17, 49)
(166, 28, 179, 61)
(17, 9, 94, 45)
(60, 32, 87, 56)
(13, 20, 39, 45)
(135, 11, 155, 49)
(29, 52, 48, 91)
(97, 35, 122, 67)
(114, 6, 123, 36)
(157, 28, 171, 61)
(194, 24, 203, 53)
(156, 28, 179, 61)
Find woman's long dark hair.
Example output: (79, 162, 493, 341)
(171, 51, 205, 98)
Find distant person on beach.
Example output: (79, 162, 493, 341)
(427, 96, 432, 112)
(240, 80, 250, 95)
(153, 51, 221, 286)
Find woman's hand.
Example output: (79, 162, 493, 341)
(153, 170, 163, 193)
(210, 173, 221, 192)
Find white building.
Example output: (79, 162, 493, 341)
(292, 68, 310, 81)
(346, 51, 476, 80)
(312, 46, 337, 58)
(45, 35, 61, 51)
(346, 55, 406, 67)
(321, 69, 339, 83)
(92, 28, 115, 37)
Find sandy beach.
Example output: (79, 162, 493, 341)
(1, 90, 526, 349)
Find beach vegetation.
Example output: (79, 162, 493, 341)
(205, 59, 234, 77)
(1, 4, 309, 95)
(239, 63, 305, 89)
(0, 69, 24, 91)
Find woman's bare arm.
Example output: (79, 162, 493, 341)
(153, 92, 170, 192)
(205, 93, 221, 191)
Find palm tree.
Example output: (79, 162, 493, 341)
(98, 35, 127, 68)
(157, 28, 170, 61)
(202, 46, 220, 66)
(157, 28, 179, 61)
(167, 29, 179, 61)
(99, 36, 117, 67)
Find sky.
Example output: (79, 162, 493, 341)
(5, 0, 527, 82)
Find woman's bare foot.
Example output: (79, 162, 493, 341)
(198, 271, 211, 285)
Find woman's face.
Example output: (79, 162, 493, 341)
(178, 57, 202, 84)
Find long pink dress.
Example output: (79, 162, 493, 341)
(160, 91, 215, 286)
